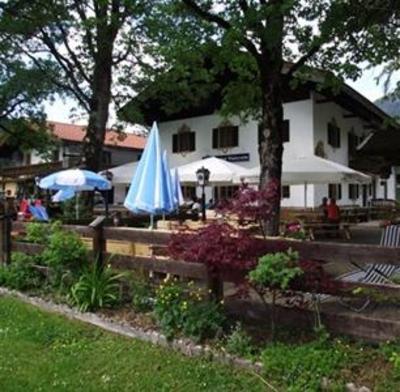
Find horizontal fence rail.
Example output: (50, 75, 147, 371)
(6, 219, 400, 299)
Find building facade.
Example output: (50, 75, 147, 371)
(0, 121, 145, 199)
(156, 91, 397, 207)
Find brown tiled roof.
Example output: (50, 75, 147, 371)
(48, 121, 146, 150)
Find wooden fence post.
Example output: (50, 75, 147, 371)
(89, 216, 106, 267)
(0, 214, 12, 265)
(207, 270, 224, 302)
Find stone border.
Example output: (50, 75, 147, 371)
(0, 287, 262, 373)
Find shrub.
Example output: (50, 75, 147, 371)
(25, 222, 51, 244)
(41, 227, 87, 280)
(154, 279, 225, 342)
(0, 252, 43, 290)
(69, 263, 124, 312)
(248, 249, 302, 339)
(225, 322, 255, 358)
(182, 300, 225, 342)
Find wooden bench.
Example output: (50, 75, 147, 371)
(302, 221, 351, 241)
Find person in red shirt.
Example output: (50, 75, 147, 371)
(327, 197, 340, 223)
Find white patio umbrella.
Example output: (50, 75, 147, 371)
(175, 157, 250, 185)
(101, 161, 139, 184)
(243, 155, 371, 207)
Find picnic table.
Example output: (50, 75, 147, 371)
(301, 220, 352, 241)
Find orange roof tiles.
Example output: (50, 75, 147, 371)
(48, 121, 146, 150)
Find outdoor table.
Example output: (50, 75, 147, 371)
(301, 220, 351, 241)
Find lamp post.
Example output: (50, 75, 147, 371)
(196, 166, 210, 221)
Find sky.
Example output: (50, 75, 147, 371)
(44, 65, 399, 126)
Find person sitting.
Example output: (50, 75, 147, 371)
(206, 198, 215, 210)
(319, 197, 328, 221)
(191, 197, 201, 212)
(327, 197, 340, 234)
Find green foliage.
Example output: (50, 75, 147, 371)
(25, 222, 54, 244)
(61, 196, 93, 221)
(249, 249, 302, 290)
(261, 339, 353, 392)
(41, 227, 87, 273)
(69, 264, 124, 312)
(225, 322, 255, 358)
(130, 275, 154, 313)
(182, 300, 225, 343)
(154, 279, 225, 342)
(0, 252, 42, 290)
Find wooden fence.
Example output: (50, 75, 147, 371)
(2, 216, 400, 302)
(3, 216, 400, 340)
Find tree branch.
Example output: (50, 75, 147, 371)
(286, 42, 322, 78)
(57, 23, 92, 84)
(72, 0, 96, 57)
(182, 0, 262, 63)
(182, 0, 231, 29)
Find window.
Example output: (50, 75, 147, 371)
(328, 183, 342, 200)
(327, 120, 341, 148)
(181, 186, 196, 200)
(348, 183, 360, 200)
(213, 186, 239, 201)
(281, 185, 290, 199)
(102, 151, 112, 165)
(212, 125, 239, 149)
(52, 148, 60, 162)
(348, 131, 359, 155)
(172, 129, 195, 153)
(258, 120, 289, 144)
(25, 153, 31, 165)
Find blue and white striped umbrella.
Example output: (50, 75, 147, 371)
(51, 188, 76, 202)
(39, 169, 111, 191)
(124, 122, 175, 214)
(162, 150, 176, 210)
(171, 168, 184, 207)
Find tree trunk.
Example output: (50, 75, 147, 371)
(258, 75, 284, 236)
(83, 46, 113, 172)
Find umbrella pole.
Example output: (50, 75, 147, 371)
(304, 182, 308, 209)
(76, 193, 79, 220)
(149, 214, 154, 230)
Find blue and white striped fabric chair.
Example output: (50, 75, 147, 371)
(337, 224, 400, 311)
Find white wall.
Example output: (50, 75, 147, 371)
(159, 98, 315, 207)
(311, 93, 370, 206)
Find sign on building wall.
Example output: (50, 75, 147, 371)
(203, 153, 250, 162)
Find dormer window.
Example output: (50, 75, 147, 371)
(172, 124, 195, 153)
(212, 122, 239, 149)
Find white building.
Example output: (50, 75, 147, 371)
(121, 76, 400, 208)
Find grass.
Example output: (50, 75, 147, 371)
(1, 295, 400, 392)
(0, 296, 264, 392)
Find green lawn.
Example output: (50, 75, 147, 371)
(0, 296, 264, 392)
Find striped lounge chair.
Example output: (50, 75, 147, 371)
(337, 224, 400, 311)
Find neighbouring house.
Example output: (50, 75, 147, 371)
(120, 64, 400, 208)
(0, 121, 145, 201)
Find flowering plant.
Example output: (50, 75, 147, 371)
(154, 278, 225, 341)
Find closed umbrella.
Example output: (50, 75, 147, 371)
(124, 122, 175, 227)
(171, 168, 184, 207)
